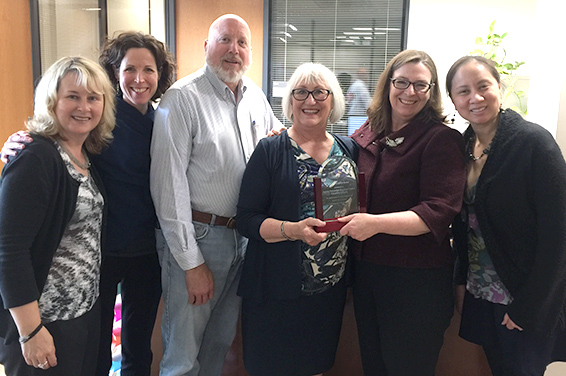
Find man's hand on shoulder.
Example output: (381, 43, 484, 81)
(1, 131, 33, 163)
(267, 126, 287, 137)
(185, 263, 215, 306)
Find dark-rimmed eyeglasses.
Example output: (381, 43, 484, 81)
(390, 78, 434, 93)
(291, 89, 332, 101)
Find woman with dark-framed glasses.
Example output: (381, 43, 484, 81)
(338, 49, 466, 375)
(236, 62, 357, 376)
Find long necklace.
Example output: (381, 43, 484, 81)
(467, 136, 491, 161)
(57, 141, 91, 169)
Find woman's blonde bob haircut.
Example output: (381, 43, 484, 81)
(27, 56, 115, 154)
(282, 62, 345, 124)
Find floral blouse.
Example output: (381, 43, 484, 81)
(465, 182, 513, 305)
(289, 137, 349, 296)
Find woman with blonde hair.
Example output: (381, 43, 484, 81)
(0, 56, 114, 375)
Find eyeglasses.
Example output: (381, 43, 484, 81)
(291, 88, 332, 101)
(390, 78, 434, 93)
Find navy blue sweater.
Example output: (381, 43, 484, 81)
(91, 96, 157, 256)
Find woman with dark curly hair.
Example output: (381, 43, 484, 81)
(95, 31, 175, 376)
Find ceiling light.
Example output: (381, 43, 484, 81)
(343, 32, 373, 35)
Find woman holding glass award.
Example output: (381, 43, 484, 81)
(236, 62, 358, 376)
(338, 50, 466, 375)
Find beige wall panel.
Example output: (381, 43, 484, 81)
(176, 0, 264, 87)
(0, 0, 34, 166)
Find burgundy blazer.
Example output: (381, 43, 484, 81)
(350, 118, 466, 268)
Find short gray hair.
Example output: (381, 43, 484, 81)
(282, 62, 345, 124)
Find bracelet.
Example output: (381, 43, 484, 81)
(280, 221, 293, 241)
(19, 322, 43, 344)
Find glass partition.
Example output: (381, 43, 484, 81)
(266, 0, 408, 134)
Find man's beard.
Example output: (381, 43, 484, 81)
(206, 54, 250, 85)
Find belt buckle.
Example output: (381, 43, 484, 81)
(226, 217, 236, 229)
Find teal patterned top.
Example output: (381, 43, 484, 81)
(289, 137, 349, 296)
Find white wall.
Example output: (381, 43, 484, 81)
(407, 0, 566, 144)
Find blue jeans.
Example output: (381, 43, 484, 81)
(157, 223, 245, 376)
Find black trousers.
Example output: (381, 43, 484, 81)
(0, 299, 100, 376)
(353, 261, 454, 376)
(95, 252, 162, 376)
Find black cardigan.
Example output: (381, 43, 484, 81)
(236, 131, 358, 303)
(453, 109, 566, 336)
(0, 135, 106, 344)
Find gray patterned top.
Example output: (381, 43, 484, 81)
(39, 144, 103, 322)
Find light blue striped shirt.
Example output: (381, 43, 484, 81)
(150, 65, 280, 270)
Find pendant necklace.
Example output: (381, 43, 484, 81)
(468, 136, 491, 161)
(57, 141, 91, 169)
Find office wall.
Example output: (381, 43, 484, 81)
(0, 0, 34, 158)
(407, 0, 566, 152)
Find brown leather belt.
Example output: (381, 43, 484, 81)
(192, 210, 237, 229)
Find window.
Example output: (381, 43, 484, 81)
(265, 0, 408, 134)
(30, 0, 175, 85)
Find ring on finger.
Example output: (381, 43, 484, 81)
(38, 361, 48, 369)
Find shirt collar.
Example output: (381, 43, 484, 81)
(204, 64, 247, 101)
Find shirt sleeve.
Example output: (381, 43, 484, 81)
(261, 91, 282, 137)
(410, 127, 466, 243)
(236, 139, 272, 241)
(150, 87, 204, 271)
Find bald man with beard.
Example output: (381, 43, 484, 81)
(150, 14, 281, 375)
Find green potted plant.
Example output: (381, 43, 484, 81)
(471, 20, 527, 115)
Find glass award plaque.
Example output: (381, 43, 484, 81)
(313, 155, 366, 232)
